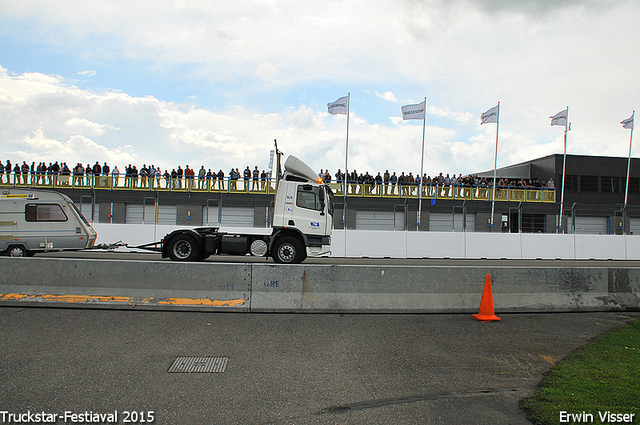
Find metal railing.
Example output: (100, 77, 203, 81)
(0, 174, 556, 202)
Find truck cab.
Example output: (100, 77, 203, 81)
(271, 156, 334, 261)
(161, 155, 333, 264)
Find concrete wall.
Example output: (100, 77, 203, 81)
(1, 258, 638, 313)
(91, 224, 640, 260)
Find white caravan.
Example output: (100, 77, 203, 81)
(0, 188, 97, 257)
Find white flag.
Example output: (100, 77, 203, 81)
(621, 112, 634, 130)
(550, 108, 568, 127)
(328, 96, 348, 115)
(480, 104, 499, 124)
(401, 100, 426, 120)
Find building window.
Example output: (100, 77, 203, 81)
(601, 176, 620, 194)
(580, 175, 599, 192)
(628, 178, 639, 195)
(564, 175, 578, 192)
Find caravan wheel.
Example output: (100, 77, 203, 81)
(6, 245, 28, 257)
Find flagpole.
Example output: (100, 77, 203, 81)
(624, 110, 635, 208)
(489, 101, 500, 229)
(417, 97, 426, 230)
(343, 93, 350, 257)
(559, 106, 569, 234)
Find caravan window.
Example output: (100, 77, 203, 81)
(25, 204, 68, 222)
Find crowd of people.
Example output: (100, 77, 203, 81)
(320, 169, 555, 190)
(0, 158, 556, 193)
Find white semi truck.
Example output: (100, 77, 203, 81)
(161, 155, 334, 263)
(0, 188, 97, 257)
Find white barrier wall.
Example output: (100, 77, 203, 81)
(92, 224, 640, 260)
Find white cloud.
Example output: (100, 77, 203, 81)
(1, 0, 639, 179)
(375, 91, 398, 102)
(428, 106, 474, 125)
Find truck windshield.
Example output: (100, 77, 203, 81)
(325, 185, 334, 216)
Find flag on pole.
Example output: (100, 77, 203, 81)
(328, 96, 349, 115)
(550, 109, 568, 127)
(401, 100, 426, 120)
(480, 104, 499, 124)
(621, 112, 634, 130)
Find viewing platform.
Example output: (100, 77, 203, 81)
(0, 175, 557, 203)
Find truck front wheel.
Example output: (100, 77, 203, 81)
(167, 234, 200, 261)
(272, 236, 304, 264)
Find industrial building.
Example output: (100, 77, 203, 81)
(3, 153, 639, 235)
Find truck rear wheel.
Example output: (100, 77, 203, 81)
(168, 234, 200, 261)
(272, 236, 304, 264)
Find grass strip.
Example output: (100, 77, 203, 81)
(521, 318, 640, 424)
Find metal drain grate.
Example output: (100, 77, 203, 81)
(168, 356, 229, 373)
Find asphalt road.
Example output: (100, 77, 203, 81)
(1, 308, 638, 425)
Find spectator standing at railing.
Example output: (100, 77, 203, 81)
(0, 161, 4, 184)
(217, 169, 225, 190)
(350, 170, 358, 195)
(252, 166, 260, 190)
(243, 166, 250, 190)
(375, 172, 382, 195)
(93, 161, 101, 176)
(37, 162, 45, 185)
(112, 165, 120, 187)
(160, 169, 168, 188)
(85, 164, 93, 186)
(20, 161, 28, 185)
(198, 166, 206, 189)
(206, 169, 213, 190)
(383, 170, 390, 195)
(170, 169, 177, 188)
(184, 165, 195, 190)
(73, 163, 83, 187)
(131, 165, 138, 188)
(29, 162, 35, 185)
(102, 162, 110, 176)
(390, 172, 397, 195)
(261, 170, 267, 191)
(5, 160, 12, 184)
(176, 166, 183, 189)
(5, 161, 11, 184)
(398, 172, 406, 196)
(140, 165, 149, 188)
(335, 169, 344, 185)
(548, 177, 555, 189)
(152, 165, 159, 189)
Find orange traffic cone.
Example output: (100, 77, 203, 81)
(472, 273, 501, 322)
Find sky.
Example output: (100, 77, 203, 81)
(0, 0, 638, 178)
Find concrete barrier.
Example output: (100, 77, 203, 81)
(0, 258, 638, 313)
(0, 257, 250, 311)
(250, 264, 640, 313)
